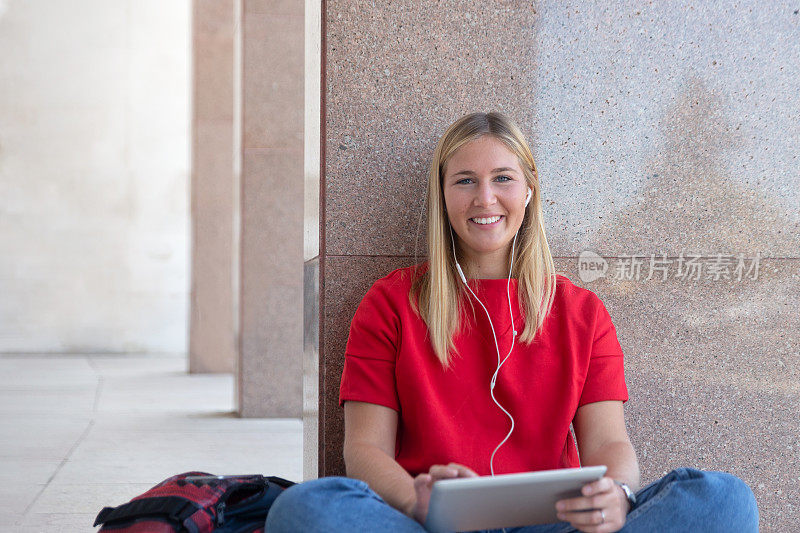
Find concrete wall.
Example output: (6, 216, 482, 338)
(317, 1, 799, 530)
(0, 1, 191, 354)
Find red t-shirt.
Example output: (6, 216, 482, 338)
(339, 266, 628, 477)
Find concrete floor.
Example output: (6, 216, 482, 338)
(0, 355, 303, 532)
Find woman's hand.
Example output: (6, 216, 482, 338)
(409, 463, 479, 525)
(555, 476, 630, 533)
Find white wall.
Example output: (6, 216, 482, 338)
(0, 0, 190, 353)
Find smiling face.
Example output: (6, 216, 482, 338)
(442, 135, 529, 277)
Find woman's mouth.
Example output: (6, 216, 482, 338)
(470, 215, 503, 225)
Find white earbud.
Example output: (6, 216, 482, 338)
(524, 187, 532, 207)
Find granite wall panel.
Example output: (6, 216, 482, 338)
(319, 1, 799, 529)
(304, 256, 320, 480)
(324, 1, 540, 257)
(319, 255, 415, 476)
(556, 257, 799, 531)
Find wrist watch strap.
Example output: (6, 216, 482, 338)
(614, 480, 637, 510)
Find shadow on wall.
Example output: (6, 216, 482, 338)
(598, 75, 798, 257)
(586, 75, 799, 530)
(595, 74, 799, 387)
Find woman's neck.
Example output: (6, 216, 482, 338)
(460, 249, 512, 280)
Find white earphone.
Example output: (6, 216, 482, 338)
(449, 186, 531, 476)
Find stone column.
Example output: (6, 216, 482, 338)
(303, 0, 322, 480)
(189, 0, 237, 374)
(238, 0, 304, 417)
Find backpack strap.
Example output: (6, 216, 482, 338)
(94, 496, 200, 527)
(265, 476, 295, 489)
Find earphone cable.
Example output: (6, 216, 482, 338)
(488, 231, 518, 476)
(452, 227, 520, 477)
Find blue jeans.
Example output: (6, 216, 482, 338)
(265, 468, 758, 532)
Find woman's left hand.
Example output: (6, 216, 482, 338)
(555, 476, 630, 533)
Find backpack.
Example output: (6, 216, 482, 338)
(93, 471, 296, 532)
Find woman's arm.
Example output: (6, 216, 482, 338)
(343, 401, 417, 516)
(343, 401, 477, 523)
(555, 400, 640, 532)
(573, 400, 639, 490)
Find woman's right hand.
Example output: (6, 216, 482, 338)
(409, 463, 479, 525)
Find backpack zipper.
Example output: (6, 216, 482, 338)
(216, 502, 225, 526)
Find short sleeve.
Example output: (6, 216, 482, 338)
(338, 280, 401, 411)
(578, 297, 628, 406)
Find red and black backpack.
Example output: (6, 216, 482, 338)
(94, 472, 295, 532)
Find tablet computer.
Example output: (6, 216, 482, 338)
(425, 465, 607, 533)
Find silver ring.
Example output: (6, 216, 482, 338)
(600, 509, 605, 524)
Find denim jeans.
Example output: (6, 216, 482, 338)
(265, 468, 758, 532)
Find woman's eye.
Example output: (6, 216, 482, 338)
(495, 175, 512, 182)
(455, 178, 473, 185)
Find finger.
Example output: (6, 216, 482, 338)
(557, 508, 604, 526)
(428, 465, 460, 480)
(446, 463, 479, 477)
(582, 476, 615, 497)
(413, 473, 432, 490)
(411, 473, 433, 525)
(559, 507, 624, 533)
(557, 506, 614, 529)
(556, 495, 605, 514)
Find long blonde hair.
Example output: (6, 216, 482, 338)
(411, 112, 557, 367)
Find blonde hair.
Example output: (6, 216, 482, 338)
(411, 112, 557, 367)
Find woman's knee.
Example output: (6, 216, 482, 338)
(266, 477, 371, 529)
(702, 471, 758, 526)
(672, 469, 759, 529)
(628, 469, 758, 532)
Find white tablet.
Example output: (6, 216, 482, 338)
(425, 466, 607, 533)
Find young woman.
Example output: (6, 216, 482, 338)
(266, 112, 758, 532)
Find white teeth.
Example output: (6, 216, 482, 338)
(471, 216, 501, 225)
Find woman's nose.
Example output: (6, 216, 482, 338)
(474, 182, 497, 207)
